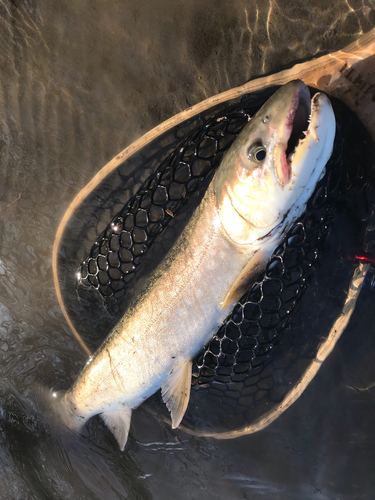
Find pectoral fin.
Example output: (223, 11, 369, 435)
(222, 250, 264, 309)
(161, 359, 192, 429)
(101, 408, 132, 451)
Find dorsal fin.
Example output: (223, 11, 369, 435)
(101, 408, 132, 451)
(161, 360, 192, 429)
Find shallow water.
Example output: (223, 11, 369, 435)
(1, 1, 375, 499)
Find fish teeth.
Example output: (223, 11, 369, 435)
(289, 129, 308, 164)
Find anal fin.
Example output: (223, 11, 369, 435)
(161, 359, 192, 429)
(101, 408, 132, 451)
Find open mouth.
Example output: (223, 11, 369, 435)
(277, 83, 312, 185)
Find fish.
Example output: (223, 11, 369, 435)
(58, 80, 336, 450)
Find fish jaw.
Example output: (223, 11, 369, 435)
(272, 80, 311, 188)
(213, 80, 336, 246)
(289, 92, 336, 191)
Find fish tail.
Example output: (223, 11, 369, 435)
(38, 385, 132, 450)
(39, 387, 85, 433)
(32, 383, 85, 441)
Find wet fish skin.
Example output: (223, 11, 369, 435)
(60, 80, 336, 450)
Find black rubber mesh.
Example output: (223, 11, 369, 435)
(186, 149, 341, 429)
(79, 109, 251, 307)
(192, 171, 339, 387)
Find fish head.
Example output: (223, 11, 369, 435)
(214, 80, 336, 245)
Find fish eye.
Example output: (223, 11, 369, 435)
(247, 144, 267, 164)
(255, 148, 266, 161)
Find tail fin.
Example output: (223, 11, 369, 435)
(101, 409, 132, 451)
(51, 390, 85, 432)
(34, 385, 85, 439)
(38, 386, 132, 450)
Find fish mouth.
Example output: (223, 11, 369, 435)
(276, 81, 311, 186)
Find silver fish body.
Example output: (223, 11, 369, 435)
(61, 81, 336, 450)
